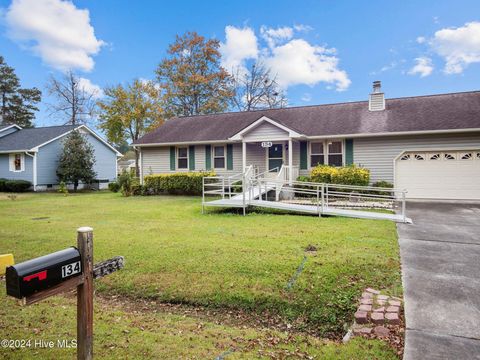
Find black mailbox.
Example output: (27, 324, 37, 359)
(6, 247, 82, 299)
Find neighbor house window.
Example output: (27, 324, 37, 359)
(327, 141, 343, 166)
(310, 142, 324, 166)
(9, 153, 24, 172)
(213, 145, 225, 168)
(177, 147, 188, 169)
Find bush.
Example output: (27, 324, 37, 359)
(58, 181, 68, 195)
(119, 172, 139, 197)
(310, 165, 370, 186)
(4, 180, 32, 192)
(108, 182, 120, 193)
(0, 178, 7, 192)
(144, 171, 216, 195)
(371, 180, 394, 196)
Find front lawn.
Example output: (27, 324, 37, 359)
(0, 192, 402, 357)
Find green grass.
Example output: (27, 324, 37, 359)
(0, 192, 402, 358)
(0, 287, 398, 360)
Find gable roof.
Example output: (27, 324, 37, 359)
(0, 125, 77, 152)
(134, 90, 480, 145)
(0, 124, 122, 156)
(0, 124, 22, 132)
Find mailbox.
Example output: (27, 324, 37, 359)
(6, 247, 82, 299)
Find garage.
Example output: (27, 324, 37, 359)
(395, 150, 480, 200)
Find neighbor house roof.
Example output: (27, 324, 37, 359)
(0, 124, 123, 156)
(0, 125, 77, 152)
(134, 90, 480, 145)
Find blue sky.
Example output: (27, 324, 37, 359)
(1, 0, 480, 127)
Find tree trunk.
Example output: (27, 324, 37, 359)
(74, 180, 79, 192)
(134, 148, 140, 178)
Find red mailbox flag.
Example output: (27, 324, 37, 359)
(23, 270, 47, 282)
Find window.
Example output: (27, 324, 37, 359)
(429, 153, 440, 160)
(400, 154, 411, 161)
(444, 153, 455, 160)
(414, 154, 425, 160)
(310, 142, 324, 166)
(460, 153, 473, 160)
(213, 145, 225, 168)
(177, 147, 188, 169)
(328, 141, 343, 166)
(9, 153, 24, 172)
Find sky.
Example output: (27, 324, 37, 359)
(1, 0, 480, 127)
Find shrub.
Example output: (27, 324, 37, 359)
(371, 180, 394, 196)
(4, 180, 32, 192)
(120, 173, 139, 197)
(58, 181, 68, 196)
(108, 182, 121, 193)
(310, 165, 370, 186)
(144, 171, 216, 195)
(0, 178, 7, 192)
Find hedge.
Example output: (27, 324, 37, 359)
(310, 165, 370, 186)
(0, 179, 32, 192)
(144, 171, 216, 195)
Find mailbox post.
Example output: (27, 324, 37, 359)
(4, 227, 124, 360)
(77, 227, 94, 360)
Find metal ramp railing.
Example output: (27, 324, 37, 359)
(202, 168, 411, 223)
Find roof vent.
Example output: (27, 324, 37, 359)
(369, 81, 385, 111)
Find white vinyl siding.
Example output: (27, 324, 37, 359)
(353, 133, 480, 184)
(242, 122, 289, 141)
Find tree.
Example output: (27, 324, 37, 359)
(97, 79, 164, 175)
(57, 130, 96, 191)
(0, 56, 41, 127)
(155, 31, 233, 118)
(230, 62, 287, 111)
(47, 71, 97, 125)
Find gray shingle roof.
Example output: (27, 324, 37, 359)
(0, 125, 77, 152)
(135, 91, 480, 145)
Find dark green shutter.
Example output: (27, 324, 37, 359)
(226, 144, 233, 170)
(170, 146, 176, 171)
(205, 145, 211, 170)
(300, 141, 308, 170)
(345, 139, 354, 165)
(189, 145, 195, 171)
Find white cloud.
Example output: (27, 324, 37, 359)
(264, 39, 350, 91)
(221, 25, 350, 91)
(220, 26, 258, 73)
(77, 77, 103, 98)
(408, 57, 434, 77)
(430, 21, 480, 74)
(301, 93, 312, 102)
(260, 26, 294, 48)
(4, 0, 104, 72)
(416, 36, 426, 44)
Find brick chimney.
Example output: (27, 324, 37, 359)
(369, 81, 385, 111)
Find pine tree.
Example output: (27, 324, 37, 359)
(0, 56, 41, 127)
(56, 130, 97, 191)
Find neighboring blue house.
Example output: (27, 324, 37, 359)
(0, 123, 122, 191)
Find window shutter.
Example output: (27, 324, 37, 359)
(300, 141, 308, 170)
(345, 139, 354, 165)
(205, 145, 211, 170)
(9, 154, 14, 171)
(170, 147, 176, 171)
(189, 145, 195, 171)
(226, 144, 233, 170)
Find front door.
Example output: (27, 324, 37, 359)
(267, 143, 284, 173)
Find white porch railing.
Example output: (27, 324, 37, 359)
(202, 169, 409, 223)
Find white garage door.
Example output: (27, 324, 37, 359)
(396, 150, 480, 200)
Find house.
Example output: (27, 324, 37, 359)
(0, 123, 122, 191)
(134, 82, 480, 200)
(117, 159, 136, 174)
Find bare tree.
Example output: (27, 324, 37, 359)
(230, 62, 288, 112)
(47, 71, 98, 125)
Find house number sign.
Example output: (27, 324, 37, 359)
(261, 141, 273, 148)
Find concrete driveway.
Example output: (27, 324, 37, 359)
(397, 202, 480, 360)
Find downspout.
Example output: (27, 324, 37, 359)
(25, 151, 37, 191)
